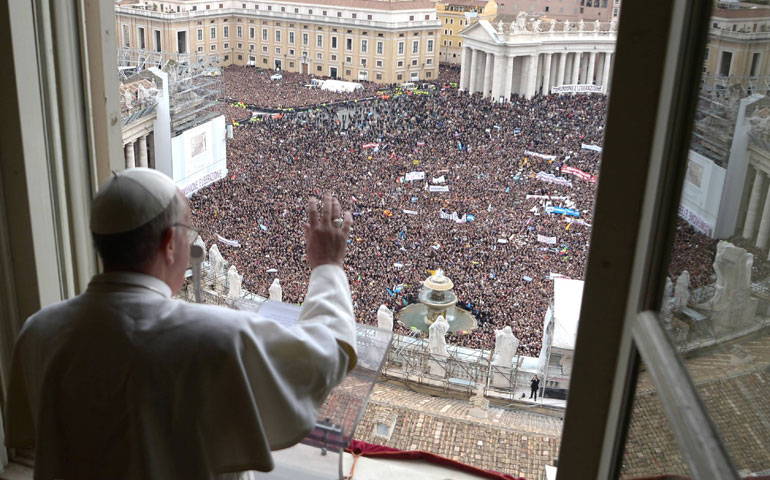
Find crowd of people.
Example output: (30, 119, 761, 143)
(190, 67, 716, 355)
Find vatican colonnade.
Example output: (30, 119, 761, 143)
(459, 12, 618, 101)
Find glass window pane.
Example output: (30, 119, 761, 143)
(651, 1, 770, 475)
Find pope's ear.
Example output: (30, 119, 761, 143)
(161, 226, 176, 263)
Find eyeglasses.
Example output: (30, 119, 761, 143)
(174, 223, 200, 244)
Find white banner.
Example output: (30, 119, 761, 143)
(581, 143, 603, 153)
(526, 194, 570, 201)
(402, 209, 418, 215)
(536, 171, 573, 188)
(405, 171, 425, 181)
(537, 234, 557, 245)
(524, 150, 557, 161)
(429, 185, 450, 192)
(431, 175, 446, 184)
(550, 84, 603, 94)
(216, 234, 241, 247)
(439, 210, 467, 223)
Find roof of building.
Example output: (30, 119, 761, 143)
(712, 6, 770, 19)
(438, 0, 487, 8)
(171, 0, 437, 11)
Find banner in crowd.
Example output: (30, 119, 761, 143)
(524, 150, 557, 161)
(546, 272, 568, 280)
(362, 142, 379, 149)
(405, 171, 425, 182)
(526, 194, 570, 201)
(216, 234, 241, 247)
(551, 84, 603, 94)
(564, 217, 592, 227)
(536, 171, 573, 188)
(402, 209, 418, 215)
(429, 185, 450, 192)
(545, 205, 580, 217)
(561, 166, 597, 183)
(537, 234, 557, 245)
(581, 143, 603, 152)
(431, 175, 446, 184)
(439, 210, 467, 223)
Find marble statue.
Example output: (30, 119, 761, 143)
(428, 315, 449, 357)
(610, 19, 618, 32)
(674, 271, 690, 310)
(377, 304, 394, 331)
(532, 19, 541, 33)
(594, 19, 601, 32)
(563, 20, 571, 32)
(227, 265, 242, 303)
(208, 244, 225, 286)
(497, 20, 505, 34)
(662, 276, 674, 318)
(514, 11, 527, 32)
(578, 19, 585, 32)
(705, 242, 758, 334)
(549, 19, 557, 32)
(269, 278, 282, 302)
(492, 326, 520, 367)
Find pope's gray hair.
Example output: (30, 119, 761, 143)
(92, 193, 185, 269)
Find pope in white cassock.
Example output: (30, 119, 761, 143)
(6, 168, 357, 480)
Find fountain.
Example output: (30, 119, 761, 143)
(397, 270, 478, 334)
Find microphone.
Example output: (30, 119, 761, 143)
(190, 244, 204, 303)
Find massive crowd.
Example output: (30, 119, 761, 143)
(191, 67, 716, 355)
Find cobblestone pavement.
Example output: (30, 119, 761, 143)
(354, 383, 563, 480)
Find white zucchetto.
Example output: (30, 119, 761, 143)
(90, 168, 179, 234)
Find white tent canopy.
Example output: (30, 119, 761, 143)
(320, 79, 363, 93)
(551, 278, 584, 351)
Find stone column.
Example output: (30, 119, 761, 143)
(491, 54, 508, 101)
(147, 132, 155, 169)
(558, 52, 567, 86)
(587, 52, 597, 85)
(525, 54, 538, 99)
(483, 52, 494, 98)
(571, 52, 582, 85)
(459, 46, 471, 91)
(125, 141, 135, 169)
(504, 55, 515, 101)
(542, 53, 553, 95)
(756, 178, 770, 249)
(601, 52, 612, 93)
(137, 135, 148, 168)
(743, 168, 765, 239)
(469, 49, 479, 94)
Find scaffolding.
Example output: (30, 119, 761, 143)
(118, 48, 224, 136)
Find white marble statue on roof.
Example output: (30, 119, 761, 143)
(428, 315, 449, 357)
(208, 244, 224, 286)
(497, 20, 505, 33)
(193, 235, 207, 264)
(662, 276, 674, 318)
(513, 11, 527, 32)
(578, 19, 585, 31)
(492, 326, 519, 367)
(269, 278, 282, 302)
(227, 265, 242, 303)
(532, 19, 541, 33)
(377, 305, 394, 331)
(594, 19, 601, 32)
(610, 19, 618, 31)
(706, 242, 758, 334)
(549, 19, 557, 32)
(674, 270, 690, 310)
(563, 20, 571, 32)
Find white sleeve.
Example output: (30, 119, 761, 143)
(298, 264, 357, 372)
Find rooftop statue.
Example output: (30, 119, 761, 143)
(492, 326, 520, 367)
(377, 304, 394, 331)
(428, 315, 450, 357)
(227, 265, 242, 303)
(269, 278, 283, 302)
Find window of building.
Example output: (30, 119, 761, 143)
(332, 36, 338, 49)
(210, 44, 216, 51)
(224, 26, 229, 38)
(361, 39, 367, 53)
(397, 73, 403, 80)
(368, 14, 372, 20)
(197, 45, 204, 52)
(719, 51, 732, 76)
(281, 6, 285, 12)
(425, 71, 431, 78)
(303, 33, 309, 45)
(377, 41, 383, 54)
(138, 26, 146, 49)
(263, 57, 268, 64)
(397, 60, 403, 67)
(289, 49, 294, 56)
(267, 5, 272, 10)
(331, 54, 337, 61)
(426, 58, 432, 65)
(409, 15, 414, 21)
(250, 27, 255, 39)
(262, 45, 268, 52)
(376, 59, 383, 67)
(237, 42, 243, 49)
(411, 59, 417, 66)
(237, 26, 243, 38)
(210, 27, 216, 40)
(398, 41, 404, 55)
(275, 30, 281, 42)
(289, 31, 295, 44)
(238, 54, 243, 60)
(317, 34, 323, 47)
(250, 43, 255, 50)
(122, 25, 130, 47)
(317, 65, 322, 71)
(262, 29, 268, 41)
(425, 14, 430, 20)
(223, 43, 229, 49)
(750, 52, 761, 77)
(352, 13, 357, 19)
(412, 40, 419, 54)
(346, 38, 352, 50)
(345, 56, 352, 63)
(337, 11, 342, 17)
(322, 10, 327, 15)
(316, 52, 322, 60)
(275, 47, 281, 54)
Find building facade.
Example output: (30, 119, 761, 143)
(480, 0, 619, 22)
(115, 0, 441, 84)
(436, 0, 489, 64)
(703, 6, 770, 93)
(459, 13, 616, 100)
